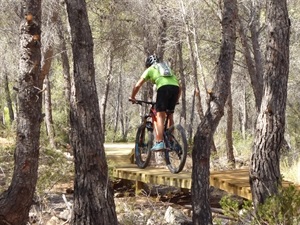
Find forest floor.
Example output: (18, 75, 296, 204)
(0, 137, 243, 225)
(39, 157, 239, 225)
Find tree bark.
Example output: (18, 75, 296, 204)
(157, 6, 167, 61)
(42, 47, 56, 148)
(180, 1, 217, 153)
(176, 38, 187, 129)
(57, 15, 71, 104)
(0, 1, 42, 224)
(101, 50, 113, 142)
(250, 0, 290, 208)
(65, 1, 118, 224)
(113, 69, 122, 141)
(241, 85, 248, 139)
(180, 0, 204, 121)
(44, 74, 56, 148)
(41, 9, 58, 149)
(4, 71, 14, 124)
(238, 14, 263, 111)
(188, 90, 196, 143)
(249, 1, 264, 110)
(191, 0, 237, 224)
(226, 85, 235, 168)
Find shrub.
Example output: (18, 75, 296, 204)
(220, 185, 300, 224)
(256, 185, 300, 224)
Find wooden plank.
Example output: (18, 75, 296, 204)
(210, 169, 249, 175)
(235, 186, 252, 200)
(109, 143, 300, 200)
(210, 176, 252, 200)
(105, 143, 134, 164)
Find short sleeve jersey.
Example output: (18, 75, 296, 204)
(141, 63, 179, 90)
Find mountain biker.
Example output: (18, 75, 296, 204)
(129, 55, 181, 151)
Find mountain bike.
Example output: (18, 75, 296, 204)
(130, 99, 187, 174)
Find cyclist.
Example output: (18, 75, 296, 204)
(129, 55, 181, 151)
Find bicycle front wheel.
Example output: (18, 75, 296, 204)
(134, 124, 153, 168)
(165, 124, 187, 174)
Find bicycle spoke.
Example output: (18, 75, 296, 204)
(165, 124, 187, 174)
(135, 125, 153, 168)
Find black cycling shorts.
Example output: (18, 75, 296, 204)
(156, 85, 179, 112)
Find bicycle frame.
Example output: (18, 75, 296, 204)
(135, 100, 173, 144)
(131, 99, 187, 173)
(139, 101, 156, 133)
(145, 105, 173, 144)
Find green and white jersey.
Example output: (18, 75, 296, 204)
(141, 63, 179, 90)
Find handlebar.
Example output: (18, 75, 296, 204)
(129, 99, 156, 106)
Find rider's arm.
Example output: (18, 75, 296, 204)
(130, 77, 146, 101)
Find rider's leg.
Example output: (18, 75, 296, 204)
(151, 111, 166, 151)
(153, 119, 159, 141)
(168, 113, 174, 128)
(151, 85, 170, 151)
(155, 111, 165, 142)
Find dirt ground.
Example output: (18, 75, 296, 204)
(0, 137, 238, 224)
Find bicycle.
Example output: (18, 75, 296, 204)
(130, 99, 188, 174)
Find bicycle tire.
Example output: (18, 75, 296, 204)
(134, 124, 153, 168)
(164, 124, 187, 174)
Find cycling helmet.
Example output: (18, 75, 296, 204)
(145, 55, 158, 68)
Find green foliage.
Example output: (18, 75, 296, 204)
(37, 147, 73, 195)
(105, 128, 132, 143)
(51, 108, 70, 144)
(44, 64, 70, 145)
(232, 131, 253, 156)
(281, 158, 300, 185)
(220, 185, 300, 224)
(0, 144, 14, 193)
(219, 195, 252, 223)
(0, 120, 16, 139)
(213, 131, 253, 159)
(3, 107, 10, 126)
(255, 185, 300, 224)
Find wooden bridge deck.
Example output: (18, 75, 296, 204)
(105, 143, 298, 201)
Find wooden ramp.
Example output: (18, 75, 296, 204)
(105, 143, 134, 165)
(112, 165, 254, 199)
(105, 143, 299, 201)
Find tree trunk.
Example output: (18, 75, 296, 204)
(65, 1, 118, 224)
(42, 46, 56, 148)
(0, 2, 42, 224)
(4, 71, 14, 124)
(226, 85, 235, 168)
(191, 0, 237, 224)
(180, 1, 217, 153)
(113, 70, 122, 141)
(180, 1, 204, 121)
(249, 1, 264, 110)
(188, 90, 196, 143)
(57, 16, 71, 104)
(44, 74, 56, 148)
(250, 0, 290, 208)
(41, 9, 58, 149)
(101, 50, 113, 142)
(157, 6, 167, 61)
(238, 14, 263, 111)
(241, 85, 248, 139)
(176, 38, 187, 129)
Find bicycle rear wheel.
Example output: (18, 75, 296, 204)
(165, 124, 187, 174)
(135, 124, 153, 168)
